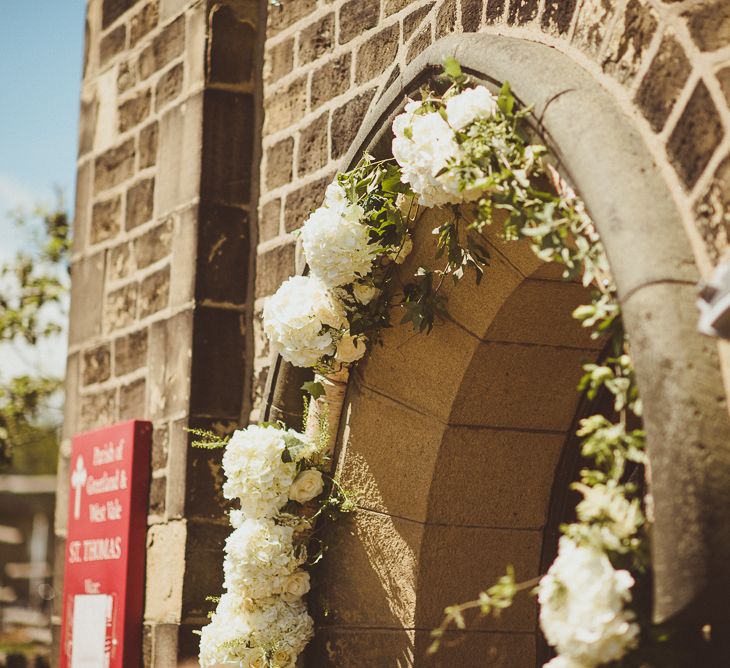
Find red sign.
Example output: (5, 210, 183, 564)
(60, 420, 151, 668)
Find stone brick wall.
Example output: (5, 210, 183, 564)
(253, 0, 730, 412)
(54, 0, 262, 664)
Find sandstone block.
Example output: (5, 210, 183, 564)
(297, 112, 328, 176)
(507, 0, 538, 24)
(542, 0, 577, 33)
(80, 388, 117, 431)
(155, 62, 183, 111)
(255, 241, 295, 297)
(133, 217, 173, 268)
(104, 282, 139, 332)
(139, 121, 159, 169)
(339, 0, 380, 44)
(404, 4, 434, 40)
(130, 0, 160, 46)
(461, 0, 484, 31)
(139, 266, 171, 318)
(126, 177, 155, 230)
(120, 378, 146, 419)
(486, 0, 506, 22)
(114, 328, 149, 375)
(264, 75, 307, 134)
(684, 1, 730, 52)
(109, 241, 134, 281)
(602, 0, 658, 84)
(311, 52, 351, 109)
(265, 37, 294, 84)
(284, 174, 331, 232)
(82, 344, 112, 385)
(406, 23, 431, 63)
(91, 195, 122, 244)
(100, 24, 127, 66)
(102, 0, 138, 29)
(259, 198, 281, 241)
(299, 13, 334, 65)
(138, 15, 185, 81)
(356, 23, 399, 84)
(436, 0, 457, 35)
(268, 0, 317, 34)
(330, 89, 376, 159)
(68, 252, 105, 344)
(265, 137, 294, 189)
(94, 139, 135, 193)
(119, 88, 152, 132)
(144, 521, 186, 622)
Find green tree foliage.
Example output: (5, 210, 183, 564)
(0, 199, 70, 471)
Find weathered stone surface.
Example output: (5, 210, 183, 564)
(100, 24, 127, 66)
(297, 112, 328, 176)
(436, 0, 457, 36)
(572, 0, 617, 56)
(542, 0, 577, 33)
(265, 137, 294, 189)
(130, 0, 159, 46)
(201, 90, 254, 204)
(196, 204, 250, 304)
(78, 96, 98, 158)
(718, 66, 730, 107)
(694, 156, 730, 262)
(668, 81, 724, 188)
(169, 205, 197, 308)
(508, 0, 539, 25)
(82, 344, 112, 385)
(683, 1, 730, 52)
(118, 59, 137, 93)
(120, 378, 146, 418)
(102, 0, 138, 29)
(148, 310, 192, 420)
(331, 89, 376, 159)
(139, 266, 171, 318)
(148, 475, 166, 515)
(119, 88, 152, 132)
(485, 0, 505, 22)
(156, 93, 203, 215)
(126, 177, 155, 229)
(635, 35, 691, 132)
(339, 0, 380, 44)
(356, 23, 399, 83)
(209, 5, 255, 84)
(155, 62, 183, 111)
(139, 121, 159, 169)
(266, 37, 293, 84)
(264, 75, 307, 134)
(72, 160, 92, 254)
(602, 0, 658, 83)
(62, 353, 80, 439)
(91, 195, 121, 244)
(181, 522, 229, 617)
(109, 241, 134, 281)
(80, 388, 117, 431)
(104, 283, 138, 332)
(151, 420, 169, 470)
(268, 0, 317, 34)
(259, 198, 281, 241)
(94, 139, 135, 192)
(284, 174, 331, 232)
(68, 253, 105, 344)
(461, 0, 484, 32)
(404, 4, 434, 40)
(114, 328, 149, 375)
(299, 13, 334, 65)
(134, 217, 173, 268)
(407, 23, 432, 63)
(138, 15, 185, 81)
(144, 521, 186, 621)
(255, 241, 295, 297)
(384, 0, 412, 16)
(311, 52, 351, 108)
(190, 307, 246, 416)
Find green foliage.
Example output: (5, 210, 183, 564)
(301, 380, 325, 400)
(186, 427, 231, 449)
(0, 199, 70, 467)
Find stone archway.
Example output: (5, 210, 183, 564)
(262, 32, 730, 667)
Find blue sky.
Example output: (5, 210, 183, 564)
(0, 3, 86, 390)
(0, 2, 86, 239)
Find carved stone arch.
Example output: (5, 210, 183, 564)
(262, 33, 730, 666)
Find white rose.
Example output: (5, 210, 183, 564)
(543, 656, 587, 668)
(282, 570, 311, 602)
(538, 537, 639, 665)
(272, 649, 295, 668)
(445, 85, 498, 130)
(243, 647, 266, 668)
(335, 333, 367, 364)
(352, 281, 380, 305)
(289, 469, 325, 503)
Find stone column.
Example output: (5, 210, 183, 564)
(53, 0, 263, 665)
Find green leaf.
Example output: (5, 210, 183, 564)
(302, 380, 326, 400)
(497, 81, 515, 116)
(443, 56, 463, 80)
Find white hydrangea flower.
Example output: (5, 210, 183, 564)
(222, 425, 305, 518)
(198, 592, 254, 666)
(445, 85, 498, 130)
(538, 537, 639, 666)
(246, 597, 314, 656)
(392, 100, 462, 208)
(263, 275, 348, 368)
(301, 182, 376, 287)
(223, 518, 303, 598)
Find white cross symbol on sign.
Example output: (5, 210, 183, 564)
(71, 456, 87, 521)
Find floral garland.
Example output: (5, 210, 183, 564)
(200, 60, 662, 667)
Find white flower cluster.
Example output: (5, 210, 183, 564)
(301, 182, 376, 287)
(538, 537, 639, 667)
(200, 425, 325, 667)
(263, 275, 349, 368)
(392, 86, 498, 207)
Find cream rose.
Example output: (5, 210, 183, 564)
(352, 281, 380, 305)
(335, 333, 367, 364)
(272, 649, 295, 668)
(282, 570, 311, 602)
(289, 469, 325, 503)
(243, 647, 266, 668)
